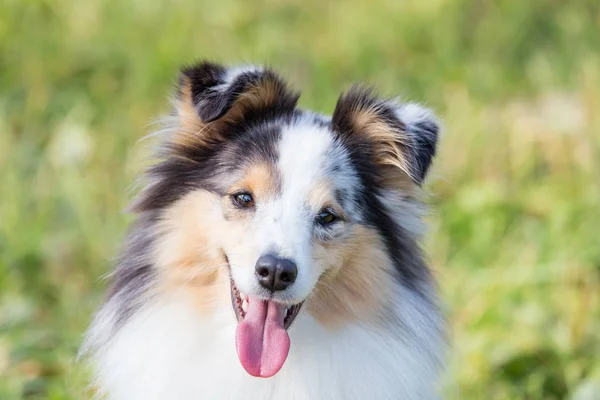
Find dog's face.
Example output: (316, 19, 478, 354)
(218, 121, 360, 307)
(131, 62, 439, 377)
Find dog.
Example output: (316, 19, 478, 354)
(81, 61, 445, 399)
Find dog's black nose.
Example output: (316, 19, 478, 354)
(255, 254, 298, 292)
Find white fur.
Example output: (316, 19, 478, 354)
(378, 189, 428, 238)
(83, 81, 445, 399)
(396, 103, 435, 126)
(395, 102, 442, 145)
(210, 66, 267, 96)
(255, 124, 334, 300)
(227, 123, 359, 305)
(87, 288, 443, 400)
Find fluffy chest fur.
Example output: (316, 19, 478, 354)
(91, 292, 443, 400)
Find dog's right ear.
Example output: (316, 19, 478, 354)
(173, 61, 299, 146)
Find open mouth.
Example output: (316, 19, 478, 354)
(230, 277, 303, 329)
(229, 276, 303, 378)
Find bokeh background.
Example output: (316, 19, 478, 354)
(1, 0, 599, 398)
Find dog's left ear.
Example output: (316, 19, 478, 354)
(332, 87, 439, 186)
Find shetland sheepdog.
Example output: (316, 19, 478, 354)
(81, 61, 445, 399)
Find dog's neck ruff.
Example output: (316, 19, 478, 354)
(86, 287, 444, 400)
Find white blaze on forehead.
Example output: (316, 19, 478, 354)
(251, 123, 335, 296)
(278, 123, 334, 202)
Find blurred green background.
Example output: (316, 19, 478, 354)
(1, 0, 599, 398)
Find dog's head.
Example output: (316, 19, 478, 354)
(132, 61, 439, 377)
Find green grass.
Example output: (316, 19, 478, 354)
(1, 0, 599, 398)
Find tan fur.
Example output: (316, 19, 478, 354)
(152, 164, 396, 328)
(153, 161, 281, 314)
(351, 107, 416, 191)
(174, 77, 212, 149)
(380, 165, 419, 195)
(232, 163, 280, 200)
(308, 226, 396, 329)
(173, 76, 286, 154)
(221, 79, 281, 125)
(307, 180, 345, 217)
(154, 190, 229, 314)
(220, 162, 281, 223)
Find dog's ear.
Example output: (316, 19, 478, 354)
(332, 86, 439, 186)
(174, 61, 299, 145)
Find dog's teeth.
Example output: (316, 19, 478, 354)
(242, 299, 248, 312)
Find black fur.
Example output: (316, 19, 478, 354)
(133, 63, 300, 213)
(181, 62, 300, 123)
(331, 86, 439, 291)
(180, 61, 227, 111)
(102, 62, 438, 333)
(333, 129, 432, 292)
(102, 212, 158, 330)
(331, 86, 438, 185)
(408, 118, 439, 183)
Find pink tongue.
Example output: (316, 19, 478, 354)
(235, 297, 290, 378)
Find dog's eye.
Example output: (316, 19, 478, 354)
(315, 209, 338, 226)
(232, 192, 254, 208)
